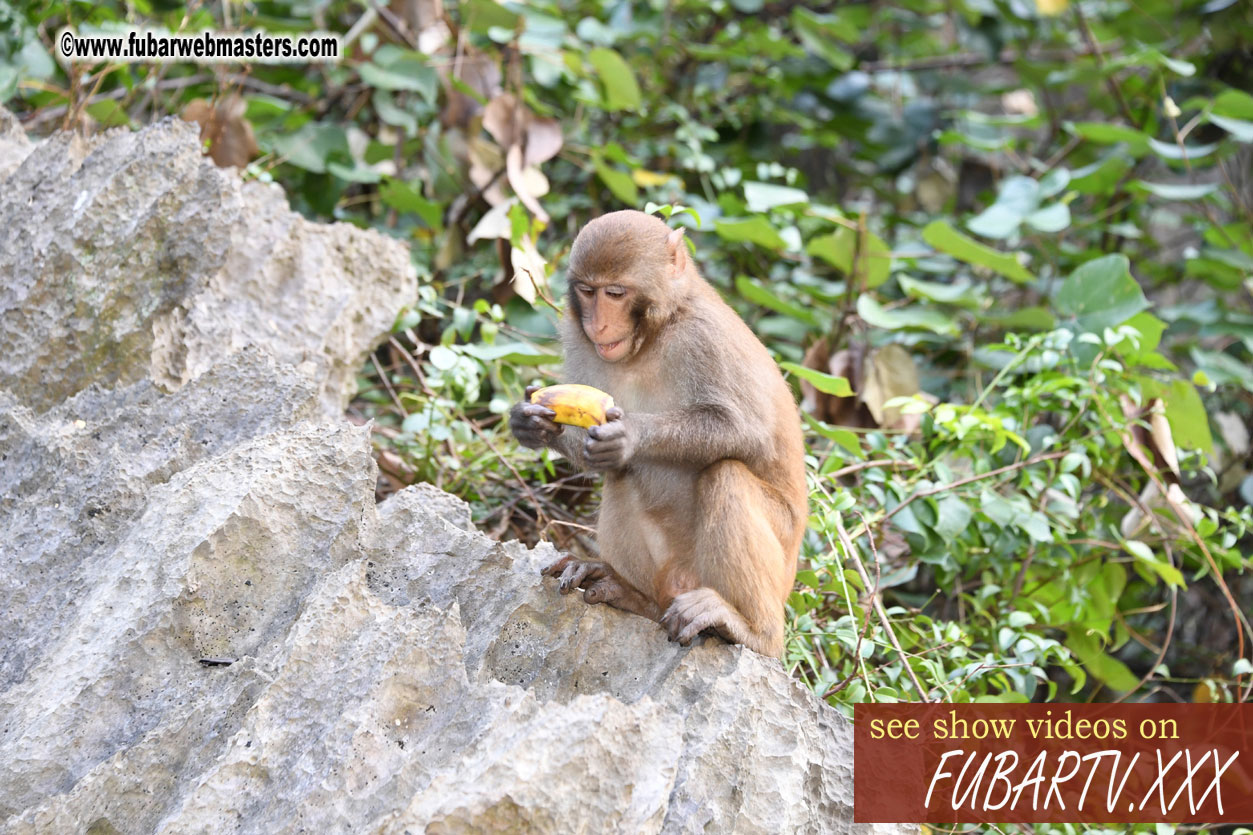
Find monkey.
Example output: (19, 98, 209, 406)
(510, 210, 808, 658)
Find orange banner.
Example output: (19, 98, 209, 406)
(854, 703, 1253, 824)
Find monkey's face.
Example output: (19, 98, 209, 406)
(573, 281, 636, 363)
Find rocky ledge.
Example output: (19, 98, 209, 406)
(0, 111, 891, 834)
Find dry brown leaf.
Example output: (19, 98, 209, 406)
(799, 339, 868, 426)
(1148, 400, 1181, 480)
(440, 52, 501, 128)
(467, 199, 513, 243)
(510, 235, 547, 304)
(483, 93, 520, 148)
(467, 135, 507, 206)
(1214, 411, 1250, 457)
(181, 95, 259, 169)
(862, 344, 919, 427)
(524, 116, 563, 166)
(506, 143, 550, 223)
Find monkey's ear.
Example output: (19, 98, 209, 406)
(667, 227, 688, 278)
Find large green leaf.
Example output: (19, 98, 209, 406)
(270, 122, 349, 174)
(743, 181, 809, 212)
(1065, 121, 1150, 155)
(715, 216, 786, 250)
(461, 0, 522, 33)
(966, 176, 1039, 240)
(1212, 88, 1253, 120)
(379, 178, 444, 230)
(780, 362, 853, 396)
(1055, 254, 1148, 333)
(807, 227, 891, 287)
(735, 276, 820, 326)
(594, 157, 638, 205)
(857, 295, 959, 337)
(897, 275, 979, 309)
(1133, 181, 1219, 200)
(1066, 628, 1141, 692)
(791, 8, 855, 70)
(921, 220, 1032, 283)
(1208, 113, 1253, 143)
(588, 48, 642, 111)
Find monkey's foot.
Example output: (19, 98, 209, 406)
(660, 587, 748, 646)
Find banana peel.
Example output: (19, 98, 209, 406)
(530, 384, 615, 429)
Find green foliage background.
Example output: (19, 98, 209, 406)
(7, 0, 1253, 740)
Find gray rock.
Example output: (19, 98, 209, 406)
(0, 110, 901, 834)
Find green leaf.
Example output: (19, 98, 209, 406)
(803, 413, 861, 453)
(736, 277, 820, 326)
(743, 181, 809, 212)
(1024, 201, 1071, 233)
(1190, 348, 1253, 393)
(1055, 254, 1148, 333)
(1208, 113, 1253, 143)
(1069, 156, 1132, 195)
(1133, 181, 1219, 200)
(587, 47, 642, 111)
(373, 91, 419, 134)
(921, 220, 1032, 283)
(1138, 376, 1214, 454)
(807, 228, 891, 287)
(780, 362, 853, 396)
(327, 161, 381, 184)
(792, 7, 855, 70)
(86, 99, 130, 128)
(1066, 628, 1141, 692)
(857, 295, 959, 337)
(594, 157, 638, 205)
(1213, 88, 1253, 120)
(897, 275, 979, 309)
(1147, 137, 1220, 161)
(1124, 540, 1185, 588)
(359, 50, 438, 103)
(715, 216, 786, 251)
(270, 122, 350, 174)
(461, 0, 522, 33)
(379, 178, 443, 230)
(966, 176, 1039, 240)
(1065, 121, 1149, 155)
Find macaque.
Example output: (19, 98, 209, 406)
(510, 210, 808, 658)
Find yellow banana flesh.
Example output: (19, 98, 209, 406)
(530, 384, 615, 429)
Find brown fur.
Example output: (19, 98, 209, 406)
(510, 210, 808, 658)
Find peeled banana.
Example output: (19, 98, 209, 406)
(530, 384, 616, 429)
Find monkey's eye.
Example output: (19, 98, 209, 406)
(605, 286, 627, 299)
(575, 283, 595, 296)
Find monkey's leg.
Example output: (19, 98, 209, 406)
(660, 460, 796, 658)
(541, 555, 659, 619)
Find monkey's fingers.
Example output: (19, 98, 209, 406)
(557, 560, 607, 593)
(604, 406, 624, 422)
(524, 385, 543, 399)
(541, 555, 578, 578)
(662, 589, 727, 644)
(521, 404, 559, 421)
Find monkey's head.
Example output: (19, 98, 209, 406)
(566, 210, 689, 364)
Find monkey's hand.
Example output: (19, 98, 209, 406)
(510, 385, 564, 449)
(542, 555, 627, 606)
(584, 408, 635, 470)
